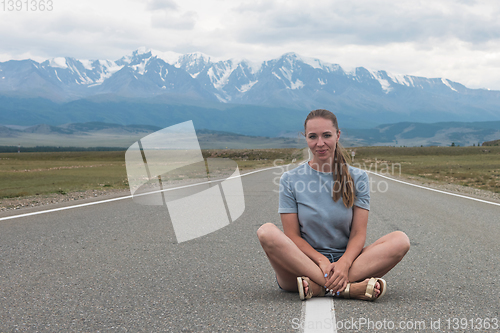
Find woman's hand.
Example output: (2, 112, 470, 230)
(324, 259, 351, 294)
(318, 260, 332, 279)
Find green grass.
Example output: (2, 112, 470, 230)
(0, 149, 304, 199)
(2, 146, 498, 199)
(352, 146, 500, 193)
(0, 151, 129, 198)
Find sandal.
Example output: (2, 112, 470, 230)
(337, 277, 387, 301)
(297, 276, 326, 300)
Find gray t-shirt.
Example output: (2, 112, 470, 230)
(278, 162, 370, 256)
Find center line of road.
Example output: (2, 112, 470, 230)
(303, 298, 337, 333)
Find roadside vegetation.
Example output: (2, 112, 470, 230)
(1, 146, 498, 200)
(352, 146, 500, 194)
(0, 149, 304, 199)
(482, 139, 500, 146)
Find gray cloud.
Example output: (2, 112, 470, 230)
(146, 0, 197, 30)
(147, 0, 179, 11)
(233, 1, 275, 13)
(0, 9, 142, 61)
(151, 10, 197, 30)
(231, 0, 500, 46)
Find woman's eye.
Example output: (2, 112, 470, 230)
(308, 135, 316, 139)
(324, 134, 331, 138)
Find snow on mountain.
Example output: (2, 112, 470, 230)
(79, 59, 93, 71)
(150, 49, 183, 65)
(93, 60, 124, 85)
(1, 48, 499, 126)
(300, 55, 323, 70)
(441, 78, 458, 92)
(131, 59, 148, 75)
(368, 70, 393, 94)
(176, 52, 212, 77)
(240, 59, 262, 75)
(208, 60, 239, 90)
(26, 50, 352, 96)
(237, 80, 258, 93)
(36, 56, 126, 88)
(48, 57, 68, 69)
(387, 72, 414, 87)
(121, 47, 183, 66)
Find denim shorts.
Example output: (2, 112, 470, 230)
(276, 251, 344, 290)
(321, 252, 343, 263)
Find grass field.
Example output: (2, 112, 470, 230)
(1, 146, 498, 199)
(351, 146, 500, 193)
(0, 149, 304, 198)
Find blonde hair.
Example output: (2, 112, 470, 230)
(304, 109, 355, 208)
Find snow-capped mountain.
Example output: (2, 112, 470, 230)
(0, 48, 482, 101)
(1, 48, 500, 128)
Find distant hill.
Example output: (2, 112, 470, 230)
(0, 96, 307, 137)
(342, 121, 500, 147)
(482, 139, 500, 146)
(0, 122, 306, 149)
(1, 120, 499, 148)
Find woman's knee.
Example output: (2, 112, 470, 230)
(257, 223, 281, 247)
(391, 231, 410, 257)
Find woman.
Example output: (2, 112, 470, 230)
(257, 109, 410, 301)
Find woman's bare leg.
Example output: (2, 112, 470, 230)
(257, 223, 326, 294)
(349, 231, 410, 282)
(340, 231, 410, 299)
(257, 224, 410, 299)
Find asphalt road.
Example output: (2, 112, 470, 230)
(0, 167, 499, 332)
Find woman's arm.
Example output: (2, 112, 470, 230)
(281, 213, 331, 273)
(325, 206, 368, 293)
(340, 206, 368, 266)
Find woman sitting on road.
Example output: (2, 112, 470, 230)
(257, 109, 410, 301)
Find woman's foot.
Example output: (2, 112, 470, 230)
(349, 278, 381, 299)
(337, 278, 387, 301)
(297, 277, 326, 300)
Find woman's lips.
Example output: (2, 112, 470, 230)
(317, 149, 327, 154)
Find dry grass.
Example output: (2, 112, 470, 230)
(3, 145, 496, 200)
(0, 148, 305, 199)
(351, 146, 500, 193)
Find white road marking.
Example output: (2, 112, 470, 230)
(303, 298, 337, 333)
(367, 171, 500, 207)
(0, 164, 289, 222)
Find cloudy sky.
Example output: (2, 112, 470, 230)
(1, 0, 500, 89)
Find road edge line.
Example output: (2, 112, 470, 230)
(0, 161, 301, 222)
(367, 171, 500, 207)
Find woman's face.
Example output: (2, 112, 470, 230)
(305, 117, 340, 165)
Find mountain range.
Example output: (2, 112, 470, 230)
(0, 122, 304, 149)
(1, 121, 498, 148)
(1, 48, 500, 137)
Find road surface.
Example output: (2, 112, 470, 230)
(1, 166, 499, 332)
